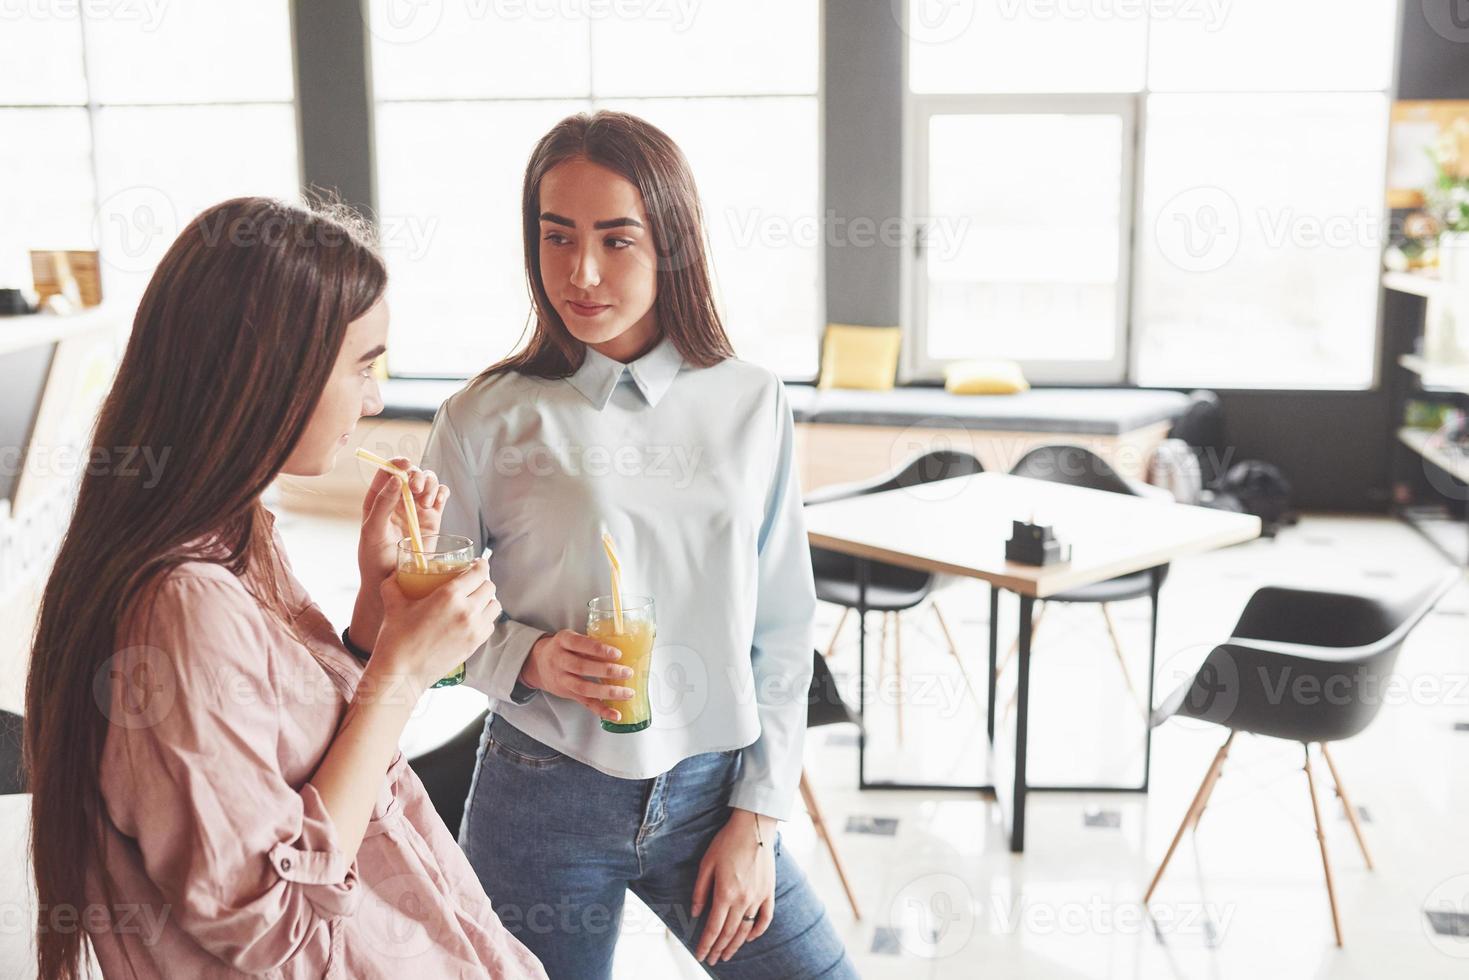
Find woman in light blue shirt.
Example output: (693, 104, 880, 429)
(420, 112, 858, 979)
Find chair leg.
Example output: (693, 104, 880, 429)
(799, 769, 862, 920)
(1099, 603, 1146, 715)
(877, 611, 890, 685)
(893, 612, 906, 745)
(1303, 744, 1345, 947)
(931, 601, 980, 708)
(1319, 743, 1374, 871)
(823, 607, 851, 660)
(931, 599, 961, 658)
(994, 600, 1045, 680)
(1144, 731, 1235, 904)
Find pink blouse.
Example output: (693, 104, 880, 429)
(86, 525, 546, 979)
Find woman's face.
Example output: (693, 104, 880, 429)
(537, 157, 660, 363)
(282, 297, 387, 477)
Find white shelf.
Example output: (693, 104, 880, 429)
(0, 306, 122, 357)
(1383, 270, 1469, 301)
(1400, 427, 1469, 483)
(1400, 354, 1469, 395)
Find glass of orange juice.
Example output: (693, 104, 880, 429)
(396, 533, 477, 688)
(587, 595, 655, 733)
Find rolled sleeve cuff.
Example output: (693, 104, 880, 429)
(271, 784, 363, 919)
(463, 618, 544, 705)
(728, 778, 795, 823)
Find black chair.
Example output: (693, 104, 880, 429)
(0, 709, 23, 795)
(999, 445, 1172, 715)
(1144, 570, 1458, 947)
(807, 450, 985, 741)
(407, 711, 487, 839)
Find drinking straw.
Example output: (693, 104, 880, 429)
(600, 531, 625, 633)
(356, 448, 428, 572)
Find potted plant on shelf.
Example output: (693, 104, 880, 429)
(1428, 116, 1469, 284)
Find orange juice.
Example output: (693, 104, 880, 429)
(396, 559, 471, 599)
(587, 595, 655, 733)
(396, 535, 476, 688)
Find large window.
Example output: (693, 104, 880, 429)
(369, 0, 821, 379)
(906, 0, 1396, 388)
(0, 1, 300, 305)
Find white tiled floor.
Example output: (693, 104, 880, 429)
(274, 509, 1469, 979)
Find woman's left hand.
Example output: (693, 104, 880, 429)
(358, 457, 449, 594)
(691, 808, 777, 965)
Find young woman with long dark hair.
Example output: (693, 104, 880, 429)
(25, 197, 546, 979)
(421, 112, 858, 978)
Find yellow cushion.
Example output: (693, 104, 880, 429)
(944, 359, 1030, 395)
(817, 324, 901, 391)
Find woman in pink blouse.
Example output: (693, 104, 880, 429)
(24, 198, 547, 980)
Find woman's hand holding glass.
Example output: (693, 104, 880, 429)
(519, 630, 635, 724)
(366, 557, 500, 694)
(351, 455, 447, 648)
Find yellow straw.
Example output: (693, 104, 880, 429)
(357, 448, 428, 572)
(601, 531, 625, 633)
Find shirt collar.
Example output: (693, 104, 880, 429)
(566, 335, 684, 410)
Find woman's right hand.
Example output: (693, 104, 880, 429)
(520, 630, 634, 723)
(369, 557, 500, 692)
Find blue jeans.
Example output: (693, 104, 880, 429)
(460, 714, 859, 980)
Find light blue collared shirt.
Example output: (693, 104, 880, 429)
(421, 338, 816, 820)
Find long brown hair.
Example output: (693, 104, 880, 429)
(482, 110, 735, 380)
(24, 197, 386, 979)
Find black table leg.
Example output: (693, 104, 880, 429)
(1143, 566, 1162, 791)
(986, 585, 999, 744)
(1008, 594, 1035, 853)
(857, 558, 870, 789)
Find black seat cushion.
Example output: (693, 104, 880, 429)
(407, 711, 486, 836)
(808, 650, 860, 730)
(0, 709, 22, 795)
(1048, 569, 1155, 605)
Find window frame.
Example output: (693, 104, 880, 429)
(904, 92, 1138, 385)
(366, 7, 826, 384)
(900, 4, 1399, 393)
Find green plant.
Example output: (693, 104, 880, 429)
(1427, 117, 1469, 234)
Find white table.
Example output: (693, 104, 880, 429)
(805, 472, 1261, 852)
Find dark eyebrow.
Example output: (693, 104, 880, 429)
(358, 344, 386, 364)
(538, 212, 644, 231)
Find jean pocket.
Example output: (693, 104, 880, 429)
(485, 716, 566, 769)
